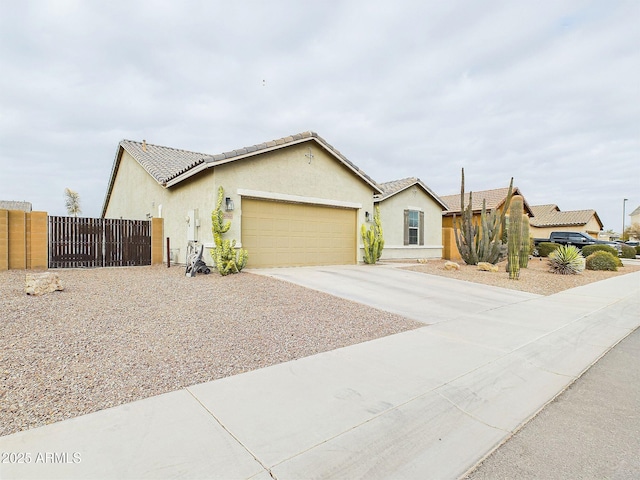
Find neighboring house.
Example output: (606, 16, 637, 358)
(375, 177, 447, 259)
(101, 131, 444, 267)
(439, 186, 533, 260)
(630, 206, 640, 227)
(440, 186, 534, 230)
(0, 201, 32, 212)
(529, 204, 603, 239)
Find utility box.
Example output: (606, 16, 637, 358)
(186, 209, 199, 241)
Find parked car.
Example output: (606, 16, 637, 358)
(533, 231, 622, 255)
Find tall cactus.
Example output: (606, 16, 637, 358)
(211, 186, 231, 246)
(361, 206, 384, 264)
(519, 213, 530, 268)
(210, 186, 248, 275)
(507, 195, 524, 279)
(453, 168, 514, 265)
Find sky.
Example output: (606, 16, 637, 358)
(1, 0, 638, 233)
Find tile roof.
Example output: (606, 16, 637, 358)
(529, 205, 602, 228)
(103, 131, 383, 216)
(529, 204, 559, 218)
(119, 131, 379, 189)
(376, 177, 448, 209)
(119, 140, 212, 185)
(0, 200, 32, 212)
(440, 186, 533, 216)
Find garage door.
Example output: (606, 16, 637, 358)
(241, 198, 357, 268)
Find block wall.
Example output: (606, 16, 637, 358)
(0, 210, 48, 271)
(151, 217, 164, 265)
(442, 227, 462, 261)
(0, 210, 8, 271)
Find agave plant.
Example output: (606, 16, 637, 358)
(548, 245, 585, 275)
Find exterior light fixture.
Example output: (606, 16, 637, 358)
(225, 197, 234, 211)
(365, 211, 371, 222)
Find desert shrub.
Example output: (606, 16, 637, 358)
(547, 245, 585, 275)
(585, 251, 618, 271)
(621, 245, 637, 259)
(537, 242, 560, 257)
(636, 246, 640, 255)
(581, 244, 618, 258)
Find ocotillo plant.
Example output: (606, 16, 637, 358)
(519, 213, 530, 268)
(507, 195, 524, 279)
(453, 168, 514, 265)
(361, 206, 384, 264)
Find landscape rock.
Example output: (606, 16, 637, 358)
(444, 261, 460, 271)
(478, 262, 499, 272)
(417, 258, 428, 264)
(25, 272, 64, 296)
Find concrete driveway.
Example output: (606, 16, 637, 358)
(2, 268, 638, 479)
(251, 264, 540, 324)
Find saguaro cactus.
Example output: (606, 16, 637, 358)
(507, 195, 524, 279)
(519, 213, 530, 268)
(361, 206, 384, 264)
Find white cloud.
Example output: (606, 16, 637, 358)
(0, 0, 638, 230)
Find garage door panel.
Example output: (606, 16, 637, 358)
(241, 198, 356, 267)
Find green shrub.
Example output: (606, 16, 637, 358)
(581, 244, 618, 258)
(621, 245, 637, 259)
(585, 251, 618, 271)
(548, 245, 585, 275)
(636, 246, 640, 255)
(537, 242, 560, 257)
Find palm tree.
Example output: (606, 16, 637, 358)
(64, 188, 82, 217)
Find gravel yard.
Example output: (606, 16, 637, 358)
(0, 266, 421, 437)
(403, 258, 640, 296)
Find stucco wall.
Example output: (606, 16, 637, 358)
(216, 142, 375, 264)
(377, 187, 443, 259)
(104, 150, 218, 264)
(104, 142, 377, 266)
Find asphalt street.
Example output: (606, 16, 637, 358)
(466, 326, 640, 479)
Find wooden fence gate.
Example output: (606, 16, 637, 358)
(48, 216, 151, 268)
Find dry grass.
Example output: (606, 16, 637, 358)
(402, 258, 640, 296)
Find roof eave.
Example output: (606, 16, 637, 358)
(164, 162, 211, 188)
(200, 136, 383, 194)
(101, 143, 125, 218)
(377, 180, 448, 210)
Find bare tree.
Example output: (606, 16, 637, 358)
(624, 223, 640, 241)
(64, 188, 82, 217)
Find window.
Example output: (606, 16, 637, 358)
(408, 211, 419, 245)
(404, 209, 424, 246)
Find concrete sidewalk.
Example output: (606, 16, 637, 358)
(1, 270, 638, 479)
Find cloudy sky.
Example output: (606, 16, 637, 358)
(1, 1, 638, 232)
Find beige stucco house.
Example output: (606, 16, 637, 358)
(101, 131, 444, 268)
(529, 204, 603, 238)
(375, 178, 447, 259)
(630, 206, 640, 228)
(439, 186, 534, 229)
